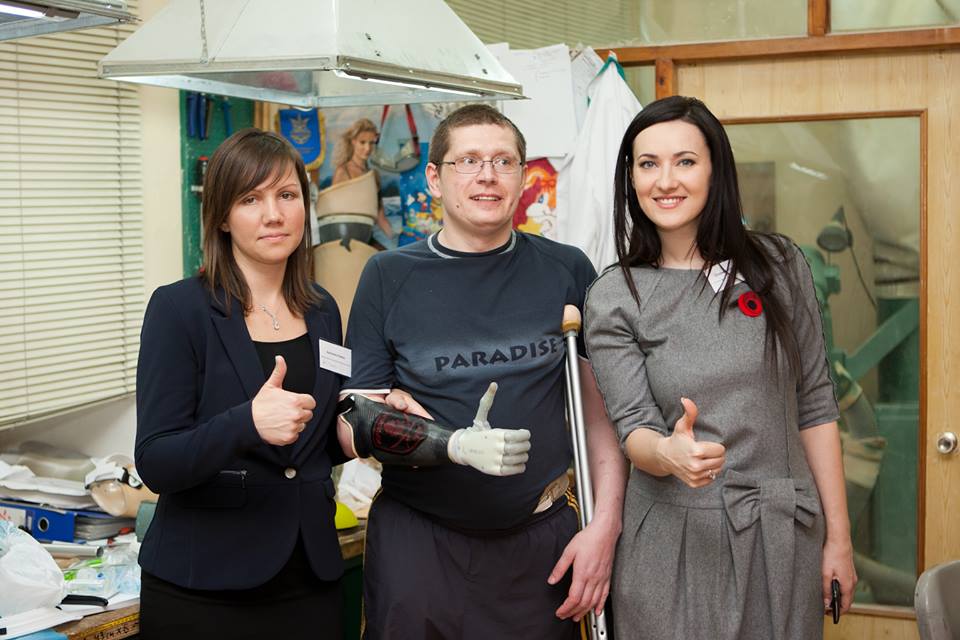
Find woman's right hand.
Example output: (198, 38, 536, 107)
(655, 397, 726, 488)
(252, 356, 317, 446)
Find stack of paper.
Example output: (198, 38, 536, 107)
(0, 461, 96, 510)
(74, 513, 135, 541)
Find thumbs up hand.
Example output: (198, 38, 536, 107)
(448, 382, 532, 476)
(655, 397, 726, 488)
(252, 356, 317, 446)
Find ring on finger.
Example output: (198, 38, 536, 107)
(707, 469, 717, 481)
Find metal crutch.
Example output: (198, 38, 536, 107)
(561, 304, 609, 640)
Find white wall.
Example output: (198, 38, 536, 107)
(0, 0, 181, 459)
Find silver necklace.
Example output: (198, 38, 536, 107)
(257, 304, 281, 331)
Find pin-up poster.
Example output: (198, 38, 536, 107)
(313, 103, 465, 249)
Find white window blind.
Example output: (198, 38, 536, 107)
(0, 13, 143, 428)
(445, 0, 642, 49)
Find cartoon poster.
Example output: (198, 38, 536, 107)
(397, 150, 443, 246)
(513, 158, 557, 239)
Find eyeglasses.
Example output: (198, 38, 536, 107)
(438, 156, 524, 175)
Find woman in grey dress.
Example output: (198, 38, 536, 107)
(584, 96, 857, 639)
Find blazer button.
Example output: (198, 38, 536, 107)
(284, 467, 297, 479)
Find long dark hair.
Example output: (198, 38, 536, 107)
(201, 128, 319, 317)
(613, 96, 799, 373)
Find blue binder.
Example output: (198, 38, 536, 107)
(0, 500, 78, 542)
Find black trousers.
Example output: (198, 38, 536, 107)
(139, 536, 343, 640)
(362, 493, 583, 640)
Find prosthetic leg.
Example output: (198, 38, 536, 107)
(562, 305, 609, 640)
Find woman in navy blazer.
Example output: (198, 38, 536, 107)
(135, 129, 346, 639)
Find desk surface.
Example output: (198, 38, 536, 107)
(54, 606, 139, 640)
(338, 526, 364, 560)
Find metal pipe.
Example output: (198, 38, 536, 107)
(561, 304, 608, 640)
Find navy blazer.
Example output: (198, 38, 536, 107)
(135, 276, 345, 589)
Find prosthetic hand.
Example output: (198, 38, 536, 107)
(447, 382, 531, 475)
(337, 382, 530, 476)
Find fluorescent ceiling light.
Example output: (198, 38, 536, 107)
(0, 1, 136, 41)
(99, 0, 523, 107)
(0, 3, 45, 18)
(331, 69, 483, 97)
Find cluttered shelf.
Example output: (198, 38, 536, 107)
(5, 526, 366, 640)
(0, 444, 370, 640)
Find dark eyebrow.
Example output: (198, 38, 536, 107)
(636, 150, 700, 159)
(239, 181, 299, 198)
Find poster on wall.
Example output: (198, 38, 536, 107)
(312, 103, 469, 249)
(396, 151, 443, 246)
(513, 158, 557, 239)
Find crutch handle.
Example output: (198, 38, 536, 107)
(562, 305, 582, 334)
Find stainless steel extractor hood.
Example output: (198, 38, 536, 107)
(98, 0, 523, 107)
(0, 0, 136, 41)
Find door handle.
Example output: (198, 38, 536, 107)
(936, 432, 958, 455)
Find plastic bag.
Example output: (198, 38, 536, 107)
(0, 520, 65, 616)
(336, 458, 382, 519)
(63, 543, 141, 598)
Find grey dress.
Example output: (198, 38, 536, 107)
(584, 239, 839, 640)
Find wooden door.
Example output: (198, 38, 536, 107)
(679, 50, 960, 639)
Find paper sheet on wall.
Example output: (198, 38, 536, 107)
(570, 47, 605, 131)
(489, 43, 577, 159)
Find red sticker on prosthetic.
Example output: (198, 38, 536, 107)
(372, 414, 427, 455)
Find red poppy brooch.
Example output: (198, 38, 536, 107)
(737, 291, 763, 317)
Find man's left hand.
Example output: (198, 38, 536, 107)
(384, 388, 433, 420)
(548, 516, 619, 621)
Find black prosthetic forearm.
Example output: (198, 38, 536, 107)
(337, 394, 453, 466)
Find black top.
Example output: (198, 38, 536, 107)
(344, 231, 596, 531)
(253, 333, 316, 394)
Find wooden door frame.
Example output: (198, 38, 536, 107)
(599, 0, 960, 100)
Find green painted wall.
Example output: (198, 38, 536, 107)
(178, 93, 256, 277)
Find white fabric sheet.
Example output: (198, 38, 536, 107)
(555, 63, 642, 272)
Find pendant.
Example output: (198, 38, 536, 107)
(257, 304, 281, 331)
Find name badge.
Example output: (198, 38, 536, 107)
(319, 340, 351, 377)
